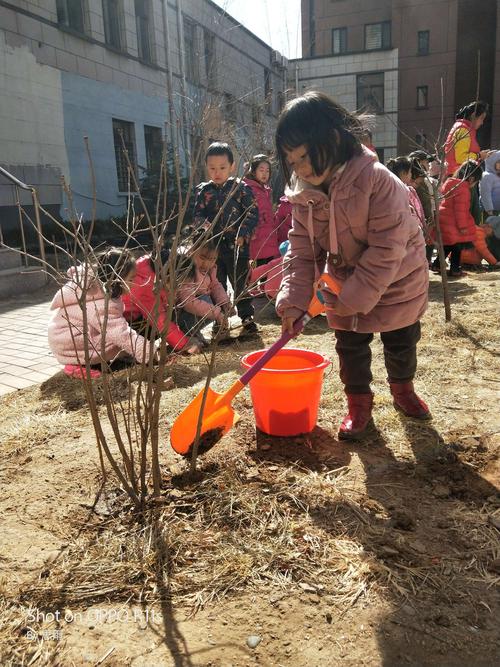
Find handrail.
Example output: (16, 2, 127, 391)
(0, 164, 47, 274)
(0, 165, 32, 191)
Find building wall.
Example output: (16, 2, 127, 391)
(300, 0, 500, 156)
(291, 49, 399, 159)
(454, 0, 496, 148)
(491, 0, 500, 147)
(302, 0, 392, 56)
(393, 0, 459, 154)
(0, 0, 288, 224)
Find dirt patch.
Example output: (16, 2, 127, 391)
(1, 273, 499, 667)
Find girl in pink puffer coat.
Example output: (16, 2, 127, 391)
(48, 248, 158, 375)
(275, 91, 431, 440)
(244, 155, 279, 264)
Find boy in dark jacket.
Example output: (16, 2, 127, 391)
(193, 142, 259, 333)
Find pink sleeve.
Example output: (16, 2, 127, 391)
(177, 277, 223, 321)
(275, 212, 323, 320)
(209, 267, 231, 307)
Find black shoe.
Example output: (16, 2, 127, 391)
(241, 317, 258, 334)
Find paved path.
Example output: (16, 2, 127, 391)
(0, 288, 59, 396)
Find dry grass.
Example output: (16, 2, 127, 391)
(1, 273, 500, 665)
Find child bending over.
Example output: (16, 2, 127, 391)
(275, 91, 430, 439)
(122, 247, 199, 353)
(176, 233, 234, 346)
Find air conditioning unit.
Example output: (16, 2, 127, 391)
(280, 55, 288, 70)
(271, 49, 280, 66)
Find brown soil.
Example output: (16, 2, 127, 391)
(1, 273, 499, 667)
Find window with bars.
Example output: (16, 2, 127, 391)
(415, 132, 427, 146)
(102, 0, 123, 50)
(416, 85, 428, 109)
(277, 91, 285, 113)
(135, 0, 152, 63)
(252, 104, 262, 126)
(417, 30, 430, 55)
(56, 0, 86, 33)
(264, 68, 272, 113)
(356, 73, 384, 113)
(183, 18, 199, 83)
(332, 27, 347, 54)
(224, 93, 237, 124)
(204, 29, 216, 88)
(364, 21, 391, 51)
(113, 119, 137, 192)
(144, 125, 163, 174)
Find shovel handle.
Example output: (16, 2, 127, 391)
(239, 315, 307, 387)
(239, 273, 341, 388)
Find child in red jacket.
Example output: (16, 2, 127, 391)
(461, 219, 500, 267)
(122, 249, 199, 353)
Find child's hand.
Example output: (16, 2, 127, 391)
(236, 237, 245, 247)
(180, 342, 201, 355)
(282, 316, 299, 336)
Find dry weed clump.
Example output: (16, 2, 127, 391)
(17, 448, 496, 620)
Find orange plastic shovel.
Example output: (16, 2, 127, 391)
(170, 273, 341, 456)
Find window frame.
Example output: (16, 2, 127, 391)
(112, 118, 138, 193)
(102, 0, 124, 51)
(356, 72, 385, 114)
(203, 28, 217, 89)
(364, 21, 391, 51)
(331, 26, 347, 55)
(144, 125, 163, 174)
(56, 0, 87, 34)
(134, 0, 153, 63)
(183, 17, 199, 84)
(417, 30, 430, 56)
(264, 67, 272, 114)
(224, 92, 237, 124)
(416, 85, 429, 110)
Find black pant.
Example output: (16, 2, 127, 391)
(486, 234, 500, 261)
(255, 256, 275, 267)
(334, 322, 421, 394)
(433, 244, 461, 273)
(217, 248, 253, 321)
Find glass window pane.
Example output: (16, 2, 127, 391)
(357, 73, 384, 113)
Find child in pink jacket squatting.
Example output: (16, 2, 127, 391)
(48, 248, 158, 377)
(244, 154, 279, 266)
(275, 92, 431, 439)
(176, 234, 233, 346)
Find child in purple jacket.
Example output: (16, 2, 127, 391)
(275, 91, 430, 439)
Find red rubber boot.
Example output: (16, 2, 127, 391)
(338, 393, 374, 440)
(389, 382, 431, 419)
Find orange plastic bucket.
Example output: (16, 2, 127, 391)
(240, 348, 330, 436)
